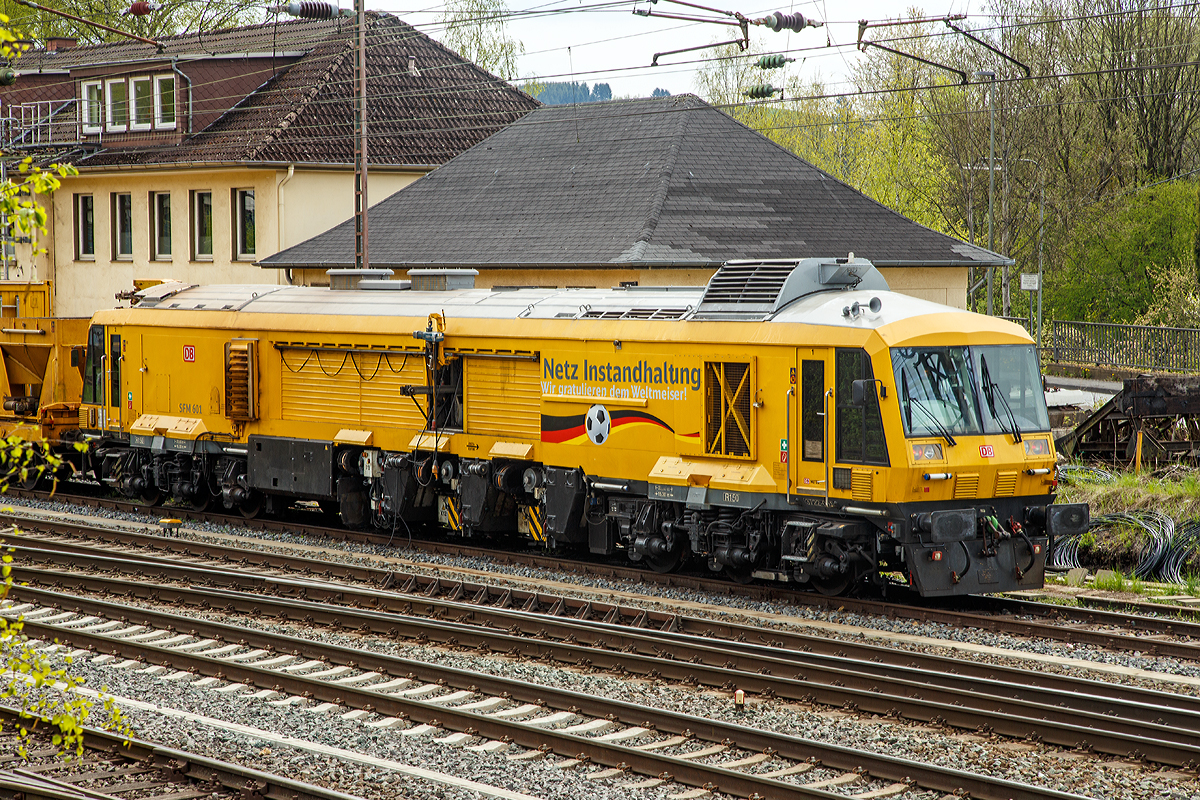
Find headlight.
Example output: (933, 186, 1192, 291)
(911, 442, 943, 461)
(1024, 438, 1051, 456)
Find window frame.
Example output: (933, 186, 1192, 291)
(74, 193, 95, 261)
(233, 188, 255, 259)
(81, 80, 102, 134)
(151, 191, 171, 260)
(154, 75, 176, 129)
(105, 78, 128, 132)
(834, 348, 890, 467)
(191, 189, 213, 261)
(130, 76, 153, 130)
(111, 192, 133, 260)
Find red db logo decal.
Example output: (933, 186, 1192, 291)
(183, 345, 195, 362)
(979, 445, 995, 458)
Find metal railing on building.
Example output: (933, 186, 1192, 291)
(0, 99, 81, 149)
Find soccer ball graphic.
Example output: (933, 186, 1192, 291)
(585, 404, 610, 445)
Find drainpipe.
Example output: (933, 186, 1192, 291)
(170, 57, 193, 134)
(277, 163, 295, 285)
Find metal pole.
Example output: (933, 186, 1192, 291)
(1037, 172, 1044, 358)
(354, 0, 369, 271)
(986, 76, 995, 316)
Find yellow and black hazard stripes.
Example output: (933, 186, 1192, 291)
(520, 504, 546, 542)
(441, 495, 463, 531)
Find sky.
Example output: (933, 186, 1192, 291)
(380, 0, 980, 98)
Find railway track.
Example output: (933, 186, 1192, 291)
(0, 705, 365, 800)
(3, 578, 1093, 800)
(7, 499, 1200, 659)
(12, 537, 1200, 770)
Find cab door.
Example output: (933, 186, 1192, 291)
(106, 330, 123, 430)
(791, 349, 829, 499)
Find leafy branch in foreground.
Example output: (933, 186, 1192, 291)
(0, 438, 128, 758)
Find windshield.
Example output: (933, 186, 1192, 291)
(973, 344, 1050, 434)
(891, 345, 1049, 438)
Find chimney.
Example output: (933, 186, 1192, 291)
(46, 37, 78, 52)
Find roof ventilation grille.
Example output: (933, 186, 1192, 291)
(408, 268, 478, 292)
(327, 268, 395, 290)
(691, 257, 889, 320)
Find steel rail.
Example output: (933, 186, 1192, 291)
(17, 524, 1200, 712)
(17, 536, 1200, 734)
(4, 581, 1092, 800)
(0, 705, 366, 800)
(11, 555, 1200, 772)
(7, 502, 1200, 656)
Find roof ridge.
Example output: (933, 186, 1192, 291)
(247, 41, 352, 161)
(626, 96, 689, 258)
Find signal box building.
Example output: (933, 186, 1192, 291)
(260, 94, 1010, 308)
(0, 14, 539, 316)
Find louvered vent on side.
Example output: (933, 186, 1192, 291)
(224, 340, 258, 421)
(851, 468, 873, 501)
(701, 264, 795, 305)
(994, 471, 1018, 497)
(954, 473, 980, 500)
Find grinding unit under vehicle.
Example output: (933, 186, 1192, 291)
(69, 257, 1088, 597)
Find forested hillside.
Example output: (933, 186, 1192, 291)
(696, 1, 1200, 324)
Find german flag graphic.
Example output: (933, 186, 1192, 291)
(541, 408, 699, 445)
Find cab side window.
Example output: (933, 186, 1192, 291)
(835, 348, 888, 465)
(82, 325, 104, 405)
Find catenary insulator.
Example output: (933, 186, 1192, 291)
(761, 11, 819, 32)
(126, 1, 157, 16)
(275, 1, 341, 19)
(0, 68, 14, 87)
(756, 54, 793, 70)
(744, 84, 778, 99)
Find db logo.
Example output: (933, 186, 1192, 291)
(183, 345, 195, 363)
(979, 444, 995, 458)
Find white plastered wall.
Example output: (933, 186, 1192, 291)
(44, 166, 423, 317)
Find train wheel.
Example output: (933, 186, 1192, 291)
(238, 494, 264, 519)
(811, 573, 852, 596)
(139, 488, 163, 506)
(188, 489, 211, 513)
(644, 546, 683, 574)
(724, 565, 756, 584)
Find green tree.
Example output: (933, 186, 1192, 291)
(438, 0, 523, 82)
(0, 1, 262, 45)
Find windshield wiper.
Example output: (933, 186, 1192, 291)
(980, 355, 1022, 443)
(902, 367, 957, 446)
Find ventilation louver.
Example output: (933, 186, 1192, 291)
(224, 339, 258, 421)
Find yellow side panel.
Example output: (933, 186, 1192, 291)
(465, 357, 540, 440)
(280, 349, 426, 429)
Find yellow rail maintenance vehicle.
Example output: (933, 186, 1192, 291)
(75, 258, 1088, 597)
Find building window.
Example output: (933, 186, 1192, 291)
(155, 75, 176, 129)
(112, 193, 132, 259)
(152, 192, 171, 259)
(106, 78, 127, 132)
(131, 77, 153, 130)
(74, 194, 94, 260)
(192, 190, 212, 260)
(234, 189, 255, 258)
(81, 81, 102, 133)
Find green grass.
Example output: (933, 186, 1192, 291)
(1059, 468, 1200, 519)
(1092, 570, 1128, 592)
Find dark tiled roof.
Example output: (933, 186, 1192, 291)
(260, 95, 1009, 270)
(64, 15, 539, 167)
(13, 18, 345, 70)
